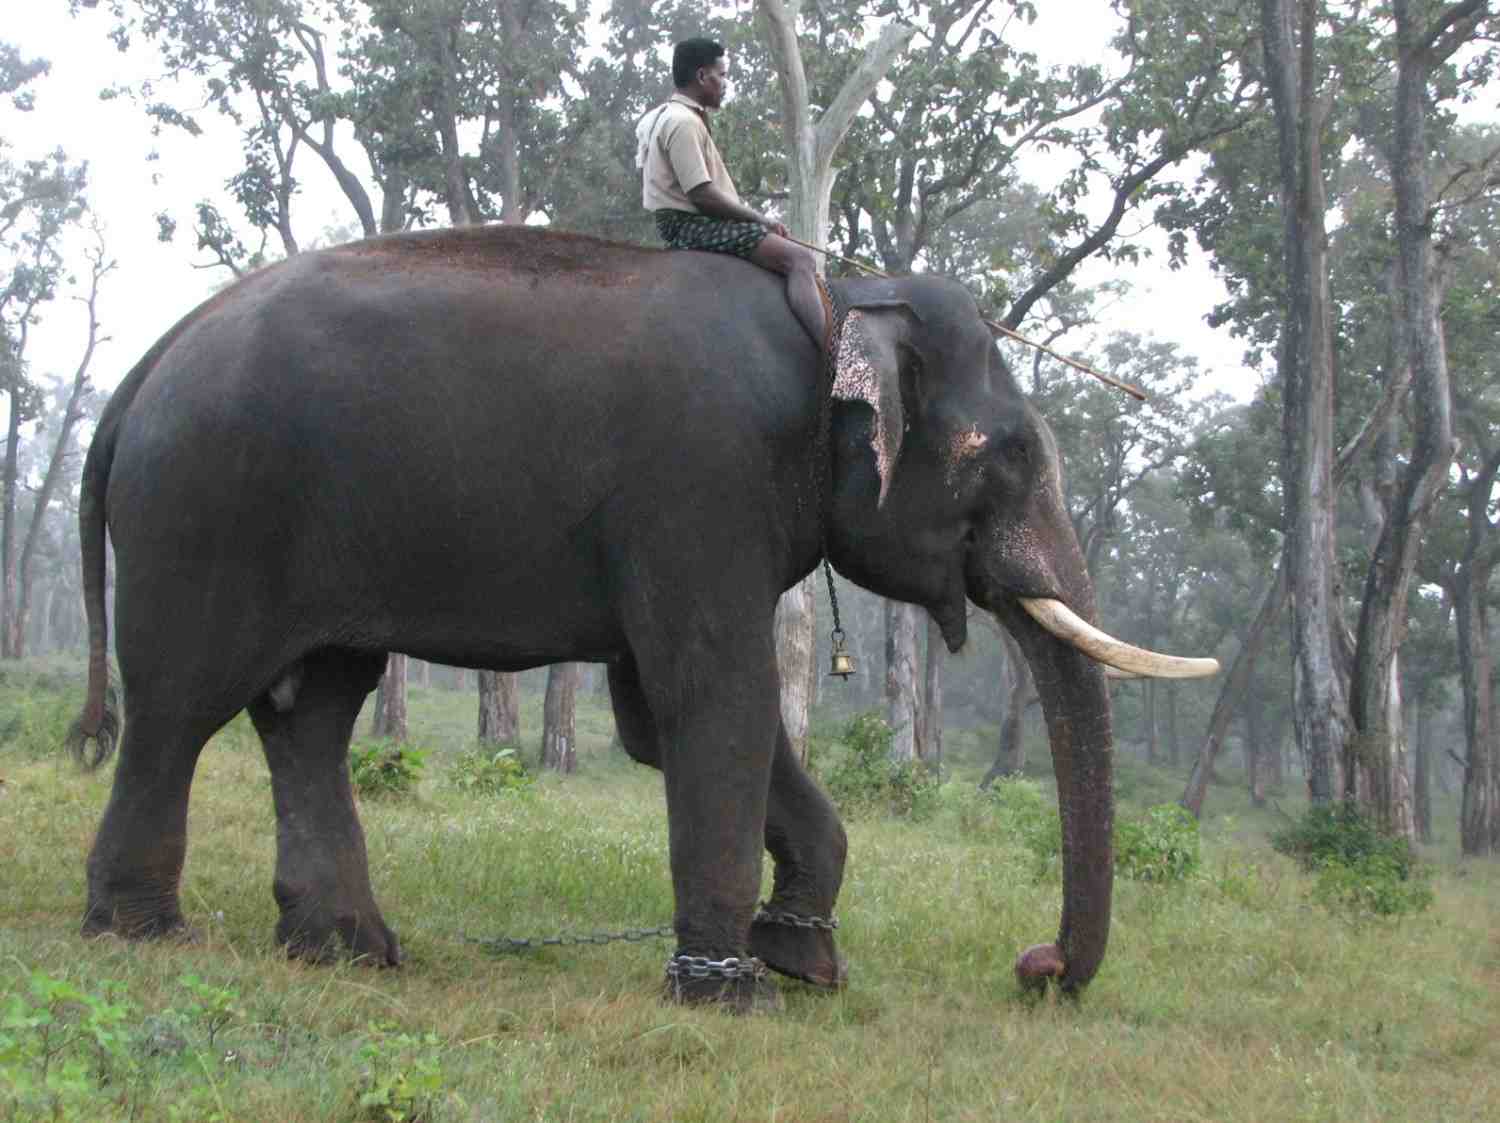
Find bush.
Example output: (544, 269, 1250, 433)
(1271, 803, 1418, 877)
(448, 745, 533, 796)
(355, 1022, 448, 1122)
(1273, 804, 1432, 918)
(961, 778, 1063, 877)
(818, 711, 940, 819)
(349, 740, 427, 798)
(0, 971, 136, 1119)
(1114, 804, 1201, 883)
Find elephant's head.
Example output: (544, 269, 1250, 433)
(826, 274, 1217, 993)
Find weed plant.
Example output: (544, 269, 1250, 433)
(446, 745, 533, 796)
(349, 739, 428, 798)
(2, 658, 1497, 1120)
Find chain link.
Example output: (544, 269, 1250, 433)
(754, 904, 840, 932)
(464, 924, 675, 953)
(816, 278, 851, 637)
(465, 904, 837, 954)
(664, 954, 767, 982)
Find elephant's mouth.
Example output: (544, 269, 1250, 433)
(1017, 597, 1219, 679)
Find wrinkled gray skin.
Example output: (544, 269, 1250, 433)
(70, 227, 1112, 1004)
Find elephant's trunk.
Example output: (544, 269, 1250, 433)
(1006, 615, 1114, 994)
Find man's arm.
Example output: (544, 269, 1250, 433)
(687, 183, 789, 238)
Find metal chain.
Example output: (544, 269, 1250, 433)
(464, 924, 675, 954)
(464, 905, 836, 955)
(755, 904, 840, 932)
(665, 954, 767, 982)
(816, 278, 850, 638)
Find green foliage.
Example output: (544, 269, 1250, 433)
(958, 777, 1063, 878)
(817, 711, 940, 820)
(174, 974, 241, 1051)
(1273, 804, 1432, 918)
(0, 971, 135, 1118)
(1271, 804, 1418, 878)
(350, 739, 426, 798)
(355, 1022, 448, 1123)
(1114, 804, 1202, 883)
(447, 745, 534, 796)
(1310, 854, 1435, 919)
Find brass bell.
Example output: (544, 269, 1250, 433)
(828, 629, 856, 680)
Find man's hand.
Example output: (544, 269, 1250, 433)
(766, 220, 789, 238)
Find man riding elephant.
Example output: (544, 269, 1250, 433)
(638, 37, 829, 350)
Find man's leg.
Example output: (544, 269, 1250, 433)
(750, 235, 829, 350)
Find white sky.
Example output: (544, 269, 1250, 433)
(4, 4, 1258, 408)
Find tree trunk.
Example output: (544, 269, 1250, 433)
(775, 580, 816, 761)
(477, 670, 520, 744)
(981, 628, 1032, 788)
(1413, 691, 1433, 845)
(757, 0, 913, 763)
(1182, 566, 1287, 816)
(1263, 0, 1348, 804)
(1455, 566, 1497, 855)
(1166, 683, 1181, 768)
(921, 614, 943, 770)
(541, 662, 578, 773)
(885, 600, 919, 761)
(1144, 679, 1161, 765)
(372, 653, 409, 742)
(0, 380, 19, 659)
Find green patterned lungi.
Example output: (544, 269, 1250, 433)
(655, 209, 768, 260)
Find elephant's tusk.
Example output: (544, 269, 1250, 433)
(1019, 598, 1220, 679)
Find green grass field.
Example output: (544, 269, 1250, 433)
(3, 657, 1498, 1121)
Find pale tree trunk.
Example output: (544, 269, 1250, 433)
(921, 615, 943, 769)
(1144, 680, 1161, 765)
(1347, 0, 1473, 840)
(981, 627, 1034, 788)
(1412, 690, 1433, 845)
(757, 0, 913, 760)
(884, 600, 919, 761)
(372, 653, 409, 742)
(6, 240, 111, 657)
(541, 662, 578, 773)
(0, 362, 20, 657)
(477, 669, 519, 744)
(1264, 0, 1349, 803)
(1182, 566, 1287, 817)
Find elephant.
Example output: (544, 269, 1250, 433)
(67, 225, 1216, 1007)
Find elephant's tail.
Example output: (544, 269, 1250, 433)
(67, 397, 123, 770)
(66, 323, 189, 769)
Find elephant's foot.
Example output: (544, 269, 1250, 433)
(663, 954, 783, 1014)
(274, 881, 403, 967)
(1014, 942, 1067, 993)
(82, 875, 195, 943)
(749, 914, 847, 991)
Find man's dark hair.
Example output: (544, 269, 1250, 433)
(673, 38, 725, 88)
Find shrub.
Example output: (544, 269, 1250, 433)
(1114, 803, 1201, 883)
(962, 778, 1063, 876)
(1271, 803, 1418, 877)
(448, 745, 533, 796)
(1310, 853, 1435, 917)
(818, 711, 940, 819)
(349, 740, 427, 798)
(1273, 804, 1432, 918)
(0, 971, 136, 1119)
(355, 1022, 448, 1122)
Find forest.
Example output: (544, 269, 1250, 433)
(6, 0, 1498, 840)
(3, 2, 1500, 1118)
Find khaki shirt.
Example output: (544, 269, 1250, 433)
(640, 93, 741, 213)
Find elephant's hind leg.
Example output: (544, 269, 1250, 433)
(749, 721, 849, 989)
(247, 648, 401, 966)
(83, 708, 213, 941)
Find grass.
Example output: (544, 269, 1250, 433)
(3, 657, 1499, 1121)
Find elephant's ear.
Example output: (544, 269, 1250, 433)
(832, 300, 920, 507)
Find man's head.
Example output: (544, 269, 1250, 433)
(673, 38, 728, 109)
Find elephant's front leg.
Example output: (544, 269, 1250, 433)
(647, 641, 782, 1012)
(749, 721, 849, 989)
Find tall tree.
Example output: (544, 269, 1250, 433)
(6, 228, 112, 659)
(1, 45, 88, 659)
(756, 0, 913, 760)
